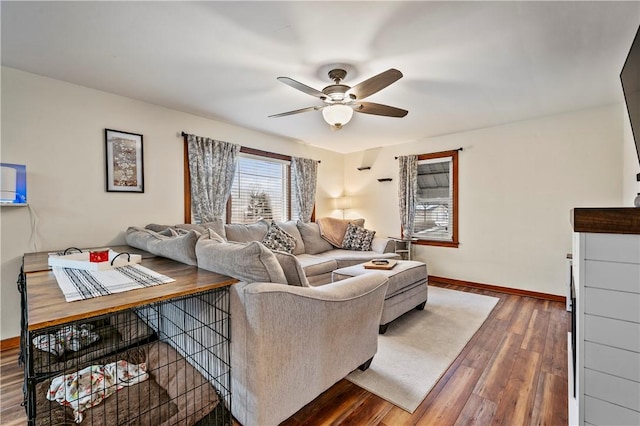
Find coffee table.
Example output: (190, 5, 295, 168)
(332, 260, 428, 334)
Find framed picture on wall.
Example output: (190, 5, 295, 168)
(105, 129, 144, 193)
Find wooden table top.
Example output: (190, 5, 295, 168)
(23, 246, 238, 331)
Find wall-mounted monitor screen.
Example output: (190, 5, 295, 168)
(620, 25, 640, 180)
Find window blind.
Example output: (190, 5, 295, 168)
(413, 157, 453, 241)
(229, 154, 293, 224)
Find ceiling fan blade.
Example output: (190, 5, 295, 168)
(355, 102, 408, 118)
(277, 77, 326, 99)
(347, 68, 403, 100)
(268, 106, 322, 118)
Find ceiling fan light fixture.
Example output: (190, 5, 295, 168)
(322, 104, 353, 128)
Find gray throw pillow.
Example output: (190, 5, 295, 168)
(125, 226, 175, 251)
(146, 229, 200, 266)
(296, 221, 334, 254)
(272, 251, 309, 287)
(195, 236, 287, 284)
(145, 221, 227, 240)
(145, 223, 172, 233)
(199, 219, 227, 240)
(225, 220, 269, 243)
(200, 227, 226, 243)
(262, 222, 297, 254)
(342, 223, 376, 251)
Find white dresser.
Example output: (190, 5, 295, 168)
(570, 208, 640, 426)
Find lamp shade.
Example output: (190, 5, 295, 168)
(322, 105, 354, 128)
(334, 196, 352, 210)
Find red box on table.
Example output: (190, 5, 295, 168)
(89, 250, 109, 263)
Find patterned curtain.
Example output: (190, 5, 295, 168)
(398, 155, 418, 239)
(291, 157, 318, 223)
(187, 135, 240, 223)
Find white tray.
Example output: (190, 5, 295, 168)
(48, 249, 142, 271)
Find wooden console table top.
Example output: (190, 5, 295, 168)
(571, 208, 640, 235)
(23, 246, 238, 331)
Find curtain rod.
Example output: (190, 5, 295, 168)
(180, 131, 320, 163)
(394, 147, 463, 159)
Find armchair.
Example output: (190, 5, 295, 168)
(230, 273, 389, 426)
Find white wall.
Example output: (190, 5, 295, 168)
(0, 66, 628, 339)
(344, 105, 624, 296)
(0, 67, 344, 339)
(622, 103, 640, 205)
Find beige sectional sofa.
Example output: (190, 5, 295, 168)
(125, 219, 399, 426)
(225, 219, 399, 284)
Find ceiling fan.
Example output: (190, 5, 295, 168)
(269, 67, 408, 130)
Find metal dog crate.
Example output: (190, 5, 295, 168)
(19, 251, 234, 425)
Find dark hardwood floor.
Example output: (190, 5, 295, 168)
(0, 282, 569, 425)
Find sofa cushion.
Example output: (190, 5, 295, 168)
(276, 221, 305, 255)
(157, 228, 178, 237)
(126, 227, 199, 266)
(341, 223, 376, 251)
(225, 220, 269, 243)
(316, 217, 365, 248)
(192, 220, 227, 239)
(296, 221, 333, 255)
(145, 220, 227, 240)
(295, 254, 338, 278)
(332, 260, 427, 297)
(200, 227, 226, 243)
(319, 249, 399, 269)
(126, 226, 160, 250)
(145, 223, 173, 233)
(196, 233, 287, 284)
(146, 229, 200, 266)
(262, 221, 297, 254)
(272, 251, 309, 287)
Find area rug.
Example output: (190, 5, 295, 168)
(346, 286, 499, 413)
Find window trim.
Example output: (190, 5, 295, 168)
(411, 149, 459, 248)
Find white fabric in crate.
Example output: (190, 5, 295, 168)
(47, 360, 148, 423)
(53, 264, 175, 302)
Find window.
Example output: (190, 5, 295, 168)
(227, 148, 301, 223)
(413, 150, 459, 248)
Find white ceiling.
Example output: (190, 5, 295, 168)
(2, 1, 639, 154)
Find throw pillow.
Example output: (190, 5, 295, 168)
(261, 221, 297, 254)
(316, 217, 366, 247)
(195, 237, 287, 284)
(125, 226, 176, 251)
(342, 223, 376, 251)
(146, 229, 201, 266)
(296, 221, 334, 254)
(275, 221, 306, 255)
(201, 228, 226, 243)
(272, 251, 309, 287)
(225, 220, 269, 243)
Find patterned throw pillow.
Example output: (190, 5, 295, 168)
(342, 223, 376, 251)
(261, 221, 297, 254)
